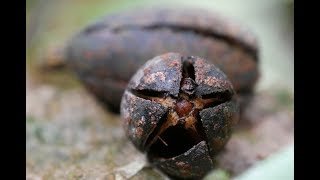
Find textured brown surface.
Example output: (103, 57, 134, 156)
(65, 7, 259, 112)
(121, 53, 240, 179)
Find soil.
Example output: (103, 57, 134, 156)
(26, 72, 293, 179)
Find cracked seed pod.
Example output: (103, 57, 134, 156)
(65, 7, 259, 113)
(120, 53, 239, 179)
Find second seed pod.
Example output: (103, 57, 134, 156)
(65, 7, 259, 113)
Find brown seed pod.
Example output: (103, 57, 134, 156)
(120, 53, 239, 179)
(65, 7, 259, 113)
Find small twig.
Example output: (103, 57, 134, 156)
(158, 136, 168, 146)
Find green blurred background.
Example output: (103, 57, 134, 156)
(26, 0, 293, 92)
(26, 0, 293, 179)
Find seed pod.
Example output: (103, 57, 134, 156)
(65, 7, 259, 113)
(120, 53, 239, 179)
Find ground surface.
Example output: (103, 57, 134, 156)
(26, 0, 293, 179)
(26, 77, 293, 179)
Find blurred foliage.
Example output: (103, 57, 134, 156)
(234, 144, 294, 180)
(204, 169, 230, 180)
(275, 89, 294, 108)
(26, 0, 294, 92)
(26, 0, 151, 88)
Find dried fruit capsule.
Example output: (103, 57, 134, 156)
(120, 53, 239, 179)
(65, 8, 259, 113)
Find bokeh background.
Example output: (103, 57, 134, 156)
(26, 0, 294, 179)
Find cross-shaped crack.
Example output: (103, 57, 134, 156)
(128, 57, 232, 158)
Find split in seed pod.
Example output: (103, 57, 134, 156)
(120, 53, 239, 179)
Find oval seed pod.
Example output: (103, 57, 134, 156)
(120, 53, 239, 179)
(65, 7, 259, 113)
